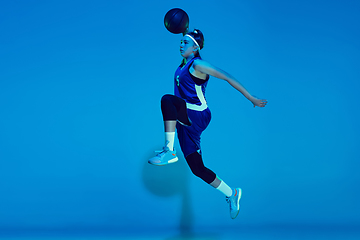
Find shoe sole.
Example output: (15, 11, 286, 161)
(232, 188, 242, 219)
(148, 157, 178, 166)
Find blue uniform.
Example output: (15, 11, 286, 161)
(174, 57, 212, 157)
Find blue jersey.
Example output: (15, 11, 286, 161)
(174, 57, 209, 111)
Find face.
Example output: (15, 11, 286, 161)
(180, 36, 199, 58)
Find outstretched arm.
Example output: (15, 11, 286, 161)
(193, 60, 267, 107)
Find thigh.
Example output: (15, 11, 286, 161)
(162, 94, 190, 125)
(176, 108, 211, 157)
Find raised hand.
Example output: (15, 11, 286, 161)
(250, 96, 267, 108)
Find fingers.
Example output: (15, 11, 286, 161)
(252, 98, 268, 108)
(258, 99, 267, 107)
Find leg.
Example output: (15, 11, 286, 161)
(161, 94, 190, 150)
(185, 152, 241, 219)
(161, 94, 191, 127)
(185, 151, 217, 184)
(148, 95, 188, 166)
(164, 120, 176, 133)
(186, 151, 233, 196)
(178, 109, 242, 219)
(164, 120, 176, 150)
(210, 177, 221, 188)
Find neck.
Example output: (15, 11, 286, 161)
(183, 54, 196, 65)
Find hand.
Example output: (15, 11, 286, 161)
(250, 96, 267, 108)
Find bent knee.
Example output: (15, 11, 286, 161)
(161, 94, 174, 103)
(190, 167, 205, 178)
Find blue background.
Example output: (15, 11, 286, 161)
(1, 0, 359, 239)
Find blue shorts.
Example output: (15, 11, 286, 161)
(176, 108, 211, 157)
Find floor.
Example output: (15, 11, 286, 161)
(1, 228, 360, 240)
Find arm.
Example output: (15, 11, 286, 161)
(193, 59, 267, 107)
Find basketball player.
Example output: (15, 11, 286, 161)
(149, 29, 267, 219)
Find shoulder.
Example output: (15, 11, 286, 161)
(192, 59, 215, 74)
(189, 59, 209, 79)
(193, 58, 207, 66)
(193, 59, 210, 70)
(191, 59, 227, 79)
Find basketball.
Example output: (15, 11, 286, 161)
(164, 8, 189, 34)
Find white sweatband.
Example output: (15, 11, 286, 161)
(185, 34, 200, 48)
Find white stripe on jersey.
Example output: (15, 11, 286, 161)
(186, 85, 208, 111)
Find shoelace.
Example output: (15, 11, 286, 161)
(155, 146, 169, 157)
(226, 196, 235, 210)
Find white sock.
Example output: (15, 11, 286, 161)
(165, 132, 175, 151)
(216, 181, 233, 197)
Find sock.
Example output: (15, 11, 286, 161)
(216, 181, 233, 197)
(165, 132, 175, 151)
